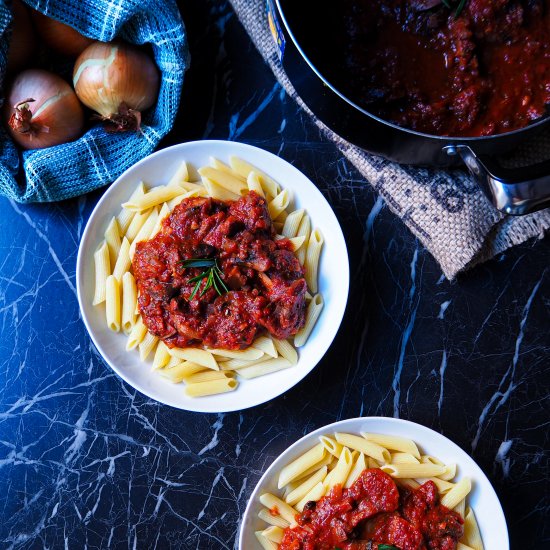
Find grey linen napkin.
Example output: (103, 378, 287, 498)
(229, 0, 550, 279)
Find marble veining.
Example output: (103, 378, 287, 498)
(0, 0, 548, 548)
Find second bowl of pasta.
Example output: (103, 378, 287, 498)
(76, 140, 349, 413)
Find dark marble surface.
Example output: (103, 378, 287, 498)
(1, 1, 549, 548)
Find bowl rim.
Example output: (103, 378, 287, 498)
(238, 415, 510, 549)
(76, 139, 350, 413)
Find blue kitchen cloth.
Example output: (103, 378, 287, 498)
(0, 0, 189, 203)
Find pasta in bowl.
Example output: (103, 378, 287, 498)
(77, 141, 349, 412)
(239, 417, 509, 550)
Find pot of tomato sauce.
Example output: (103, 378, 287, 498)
(267, 0, 550, 215)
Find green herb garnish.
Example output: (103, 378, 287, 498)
(441, 0, 467, 17)
(378, 545, 400, 550)
(181, 258, 228, 300)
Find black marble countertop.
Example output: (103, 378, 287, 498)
(1, 1, 548, 548)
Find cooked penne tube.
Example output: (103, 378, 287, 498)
(259, 494, 298, 526)
(363, 433, 421, 459)
(421, 454, 445, 466)
(125, 208, 151, 242)
(294, 294, 324, 347)
(334, 433, 391, 463)
(112, 237, 131, 281)
(415, 476, 455, 494)
(258, 508, 290, 529)
(454, 498, 466, 518)
(278, 444, 326, 489)
(126, 316, 147, 350)
(324, 447, 353, 490)
(159, 361, 204, 383)
(457, 543, 475, 550)
(184, 377, 238, 397)
(380, 463, 447, 479)
(198, 166, 247, 194)
(121, 271, 137, 333)
(219, 356, 271, 371)
(184, 370, 234, 384)
(319, 436, 343, 458)
(237, 357, 292, 379)
(117, 182, 146, 235)
(254, 532, 277, 550)
(151, 340, 171, 370)
(292, 453, 333, 483)
(398, 478, 421, 490)
(208, 347, 264, 361)
(268, 189, 291, 220)
(169, 348, 219, 370)
(167, 161, 189, 186)
(92, 240, 110, 305)
(345, 452, 367, 488)
(273, 338, 298, 365)
(251, 336, 278, 358)
(262, 525, 284, 544)
(304, 228, 324, 293)
(438, 463, 457, 481)
(129, 207, 159, 258)
(296, 481, 326, 513)
(139, 332, 158, 361)
(229, 156, 280, 198)
(285, 466, 328, 506)
(209, 157, 246, 181)
(105, 275, 121, 332)
(462, 507, 484, 550)
(104, 216, 121, 267)
(168, 186, 208, 209)
(390, 452, 420, 464)
(295, 214, 311, 265)
(440, 477, 472, 509)
(247, 171, 265, 198)
(122, 185, 184, 212)
(201, 176, 240, 201)
(151, 202, 170, 237)
(282, 209, 304, 238)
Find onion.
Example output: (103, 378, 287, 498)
(31, 10, 94, 58)
(4, 69, 85, 150)
(73, 41, 160, 132)
(7, 0, 35, 73)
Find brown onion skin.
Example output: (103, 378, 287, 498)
(32, 10, 94, 58)
(7, 0, 35, 73)
(73, 41, 159, 129)
(5, 69, 85, 150)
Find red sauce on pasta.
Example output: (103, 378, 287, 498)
(132, 192, 307, 350)
(279, 469, 464, 550)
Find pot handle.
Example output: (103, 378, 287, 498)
(444, 145, 550, 215)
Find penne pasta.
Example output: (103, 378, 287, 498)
(438, 463, 458, 481)
(258, 508, 290, 529)
(184, 377, 238, 397)
(457, 543, 475, 550)
(151, 202, 170, 237)
(259, 494, 298, 526)
(112, 237, 131, 281)
(122, 185, 184, 212)
(152, 340, 171, 370)
(208, 347, 264, 361)
(121, 271, 137, 333)
(292, 453, 333, 484)
(219, 356, 271, 371)
(169, 348, 219, 370)
(251, 336, 278, 358)
(304, 228, 324, 293)
(184, 370, 234, 384)
(198, 166, 247, 194)
(247, 171, 265, 198)
(344, 452, 367, 489)
(139, 332, 158, 361)
(129, 207, 159, 259)
(159, 361, 204, 383)
(415, 477, 455, 494)
(229, 156, 280, 198)
(295, 214, 311, 265)
(278, 444, 326, 489)
(334, 433, 391, 463)
(363, 433, 421, 459)
(319, 436, 343, 458)
(125, 208, 151, 242)
(441, 477, 472, 509)
(296, 481, 326, 513)
(454, 498, 466, 518)
(282, 209, 305, 238)
(209, 157, 246, 181)
(398, 478, 421, 490)
(273, 338, 298, 365)
(462, 507, 484, 550)
(380, 463, 447, 479)
(117, 182, 146, 235)
(201, 176, 240, 201)
(104, 217, 121, 267)
(167, 161, 189, 186)
(105, 275, 121, 332)
(294, 294, 324, 347)
(237, 358, 292, 379)
(254, 532, 277, 550)
(126, 316, 147, 350)
(324, 447, 353, 491)
(268, 189, 291, 220)
(285, 466, 328, 506)
(262, 526, 284, 544)
(390, 452, 420, 464)
(92, 240, 110, 305)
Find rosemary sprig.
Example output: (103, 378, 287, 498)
(181, 258, 228, 300)
(441, 0, 467, 17)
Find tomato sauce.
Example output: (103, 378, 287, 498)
(132, 192, 307, 350)
(339, 0, 550, 136)
(279, 469, 464, 550)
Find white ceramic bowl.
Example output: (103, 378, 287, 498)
(77, 140, 349, 413)
(239, 416, 509, 549)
